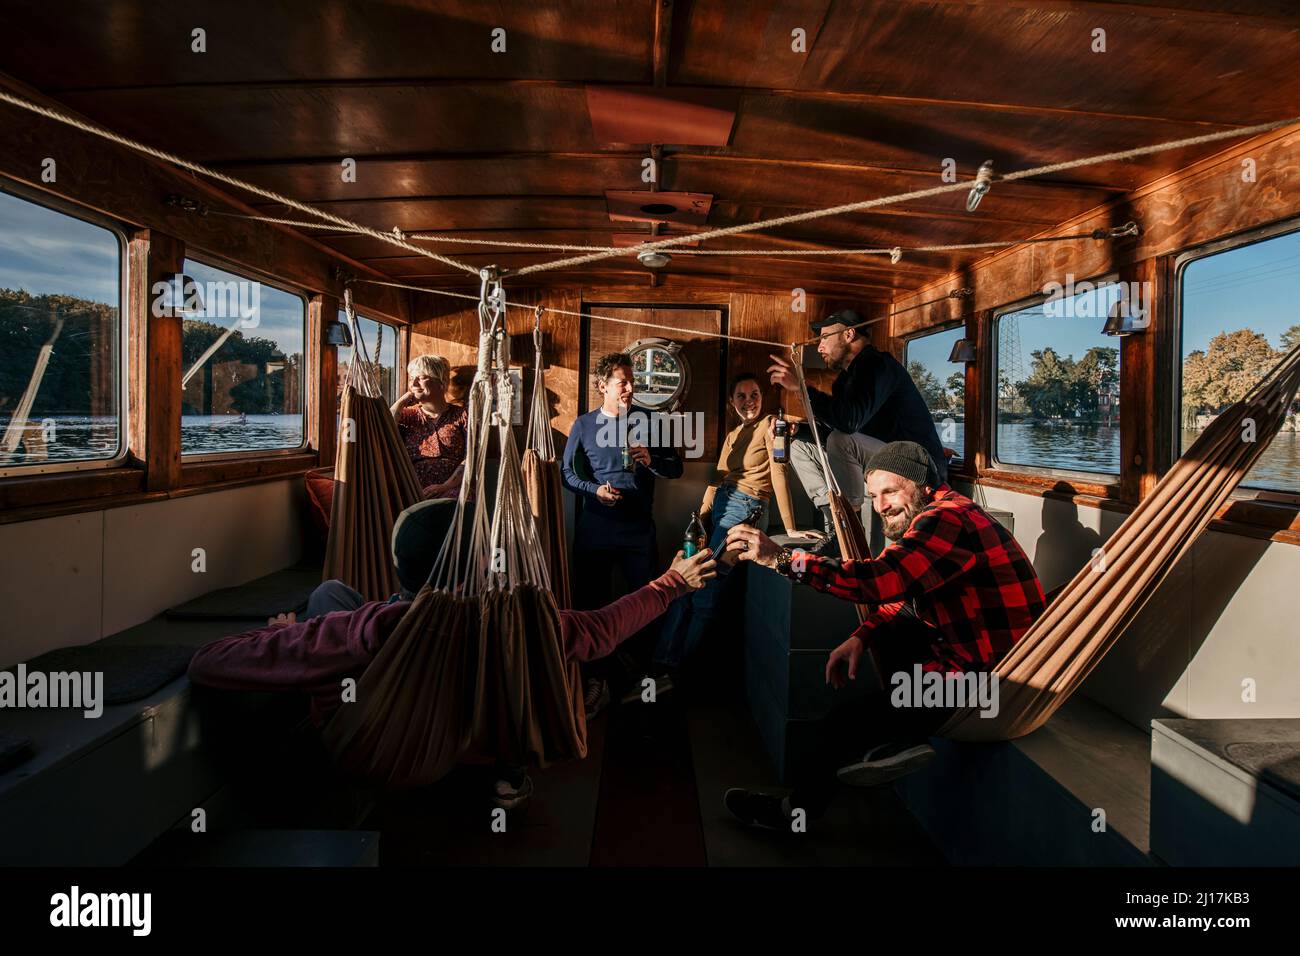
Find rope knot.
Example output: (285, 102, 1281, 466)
(889, 247, 902, 265)
(966, 160, 995, 213)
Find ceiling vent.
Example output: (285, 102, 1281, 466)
(605, 190, 713, 226)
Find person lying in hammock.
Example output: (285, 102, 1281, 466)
(187, 498, 717, 804)
(719, 440, 1046, 831)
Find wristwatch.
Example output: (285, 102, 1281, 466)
(774, 546, 797, 578)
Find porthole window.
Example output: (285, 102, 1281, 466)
(626, 337, 690, 412)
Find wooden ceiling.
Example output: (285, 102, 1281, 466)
(2, 0, 1297, 301)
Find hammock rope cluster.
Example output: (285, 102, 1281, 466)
(321, 287, 421, 601)
(323, 274, 585, 787)
(939, 342, 1300, 741)
(522, 305, 574, 609)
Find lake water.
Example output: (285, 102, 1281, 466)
(5, 415, 1298, 492)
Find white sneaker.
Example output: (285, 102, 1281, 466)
(492, 774, 534, 810)
(836, 741, 936, 787)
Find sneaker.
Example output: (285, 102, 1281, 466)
(723, 788, 792, 830)
(836, 741, 936, 787)
(619, 671, 675, 706)
(492, 773, 534, 810)
(583, 677, 610, 718)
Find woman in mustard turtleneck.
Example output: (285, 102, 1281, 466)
(652, 372, 820, 672)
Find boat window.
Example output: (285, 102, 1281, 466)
(0, 188, 124, 473)
(1178, 227, 1300, 495)
(903, 325, 966, 464)
(992, 281, 1123, 476)
(626, 337, 690, 412)
(180, 258, 306, 457)
(338, 310, 399, 405)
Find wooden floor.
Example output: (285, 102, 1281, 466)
(366, 672, 945, 867)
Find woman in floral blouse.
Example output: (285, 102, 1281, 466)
(390, 354, 468, 499)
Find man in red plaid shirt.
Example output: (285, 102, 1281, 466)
(721, 440, 1046, 831)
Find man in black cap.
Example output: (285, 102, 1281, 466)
(767, 309, 948, 555)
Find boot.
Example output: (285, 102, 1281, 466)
(806, 504, 841, 558)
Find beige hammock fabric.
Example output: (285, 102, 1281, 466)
(521, 315, 573, 609)
(940, 343, 1300, 741)
(322, 292, 421, 601)
(323, 280, 585, 787)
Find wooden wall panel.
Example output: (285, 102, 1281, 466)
(892, 126, 1300, 321)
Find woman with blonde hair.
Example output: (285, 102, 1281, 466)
(391, 353, 468, 499)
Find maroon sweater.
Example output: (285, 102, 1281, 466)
(188, 570, 691, 725)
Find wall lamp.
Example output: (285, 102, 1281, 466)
(948, 338, 978, 363)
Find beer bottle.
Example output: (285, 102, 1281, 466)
(772, 403, 789, 463)
(621, 439, 634, 472)
(683, 511, 707, 558)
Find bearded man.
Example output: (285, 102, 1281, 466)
(719, 441, 1046, 831)
(767, 309, 948, 555)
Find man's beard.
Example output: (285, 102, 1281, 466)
(880, 487, 928, 541)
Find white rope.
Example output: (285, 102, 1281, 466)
(5, 86, 1292, 283)
(0, 89, 480, 277)
(352, 277, 794, 349)
(211, 211, 1137, 260)
(790, 343, 841, 497)
(524, 306, 556, 460)
(512, 118, 1300, 277)
(342, 286, 382, 398)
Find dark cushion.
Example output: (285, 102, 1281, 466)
(16, 644, 197, 705)
(0, 732, 34, 773)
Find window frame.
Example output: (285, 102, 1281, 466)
(179, 251, 310, 463)
(339, 307, 401, 406)
(988, 273, 1124, 484)
(1172, 217, 1300, 505)
(0, 179, 130, 480)
(901, 320, 968, 470)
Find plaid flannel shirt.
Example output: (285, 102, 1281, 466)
(787, 486, 1045, 673)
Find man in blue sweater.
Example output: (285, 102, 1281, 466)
(768, 309, 948, 555)
(562, 352, 683, 710)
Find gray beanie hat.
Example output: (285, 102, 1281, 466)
(866, 441, 941, 489)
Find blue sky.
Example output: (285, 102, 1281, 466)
(0, 189, 120, 305)
(906, 230, 1300, 394)
(185, 258, 305, 359)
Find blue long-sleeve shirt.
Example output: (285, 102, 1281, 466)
(562, 406, 683, 547)
(807, 345, 949, 482)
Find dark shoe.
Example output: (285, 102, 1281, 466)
(836, 741, 936, 787)
(583, 677, 610, 718)
(723, 788, 792, 830)
(492, 773, 534, 810)
(619, 671, 675, 706)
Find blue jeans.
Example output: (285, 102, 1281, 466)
(653, 485, 769, 669)
(305, 579, 366, 619)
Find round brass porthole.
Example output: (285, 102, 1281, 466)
(626, 337, 690, 412)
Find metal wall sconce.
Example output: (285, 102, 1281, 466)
(326, 321, 353, 347)
(159, 273, 204, 315)
(948, 338, 978, 363)
(1102, 299, 1149, 336)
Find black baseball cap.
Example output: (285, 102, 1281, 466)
(810, 308, 862, 335)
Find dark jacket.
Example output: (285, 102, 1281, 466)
(807, 345, 949, 482)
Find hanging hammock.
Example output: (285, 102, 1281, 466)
(323, 275, 585, 788)
(940, 342, 1300, 741)
(521, 306, 573, 609)
(322, 288, 422, 601)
